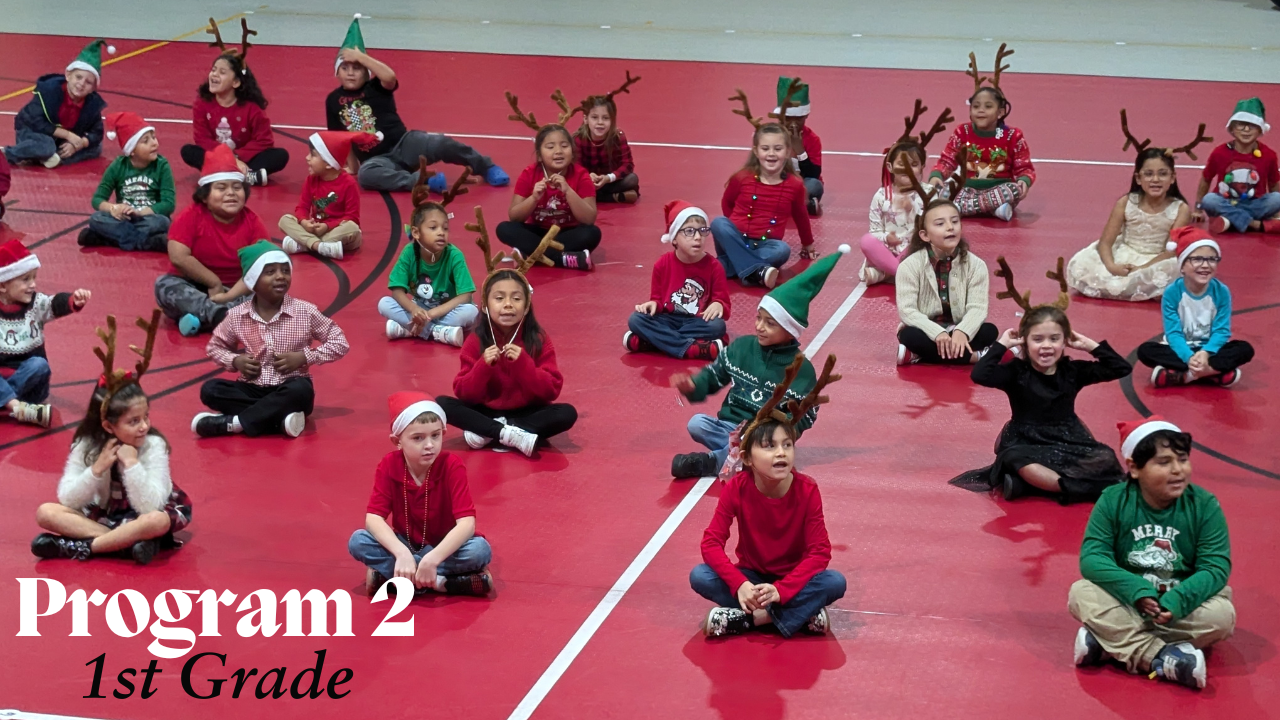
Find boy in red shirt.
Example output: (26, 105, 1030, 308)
(1193, 98, 1280, 234)
(773, 76, 825, 216)
(348, 392, 493, 597)
(626, 201, 730, 360)
(279, 131, 376, 260)
(691, 356, 845, 638)
(5, 40, 110, 168)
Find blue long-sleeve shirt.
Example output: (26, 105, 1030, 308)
(1160, 277, 1232, 363)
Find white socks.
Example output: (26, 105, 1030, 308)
(229, 416, 243, 433)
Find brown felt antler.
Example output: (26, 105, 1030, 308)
(467, 207, 509, 275)
(505, 92, 541, 131)
(900, 99, 927, 142)
(1045, 257, 1070, 311)
(93, 310, 161, 418)
(1119, 109, 1152, 154)
(965, 53, 989, 94)
(1168, 123, 1213, 162)
(994, 256, 1069, 313)
(206, 17, 256, 58)
(967, 44, 1014, 93)
(130, 309, 161, 379)
(991, 43, 1014, 90)
(603, 70, 641, 103)
(517, 226, 565, 273)
(729, 89, 763, 129)
(93, 315, 119, 386)
(918, 106, 955, 149)
(749, 355, 804, 432)
(897, 99, 955, 149)
(206, 17, 228, 52)
(550, 89, 583, 127)
(411, 157, 433, 209)
(783, 354, 841, 427)
(1121, 110, 1213, 161)
(441, 169, 472, 207)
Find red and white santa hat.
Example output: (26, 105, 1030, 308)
(388, 391, 447, 437)
(660, 200, 708, 243)
(1166, 226, 1221, 266)
(0, 239, 40, 283)
(308, 130, 383, 171)
(1117, 415, 1182, 460)
(199, 143, 245, 186)
(104, 112, 154, 155)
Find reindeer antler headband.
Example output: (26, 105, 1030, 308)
(94, 310, 161, 418)
(409, 157, 476, 219)
(994, 256, 1070, 314)
(1119, 110, 1213, 162)
(467, 207, 563, 285)
(579, 70, 642, 112)
(729, 77, 807, 131)
(506, 87, 584, 132)
(966, 43, 1014, 96)
(206, 17, 257, 65)
(739, 354, 841, 450)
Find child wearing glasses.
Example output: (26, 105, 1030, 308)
(1137, 228, 1254, 387)
(625, 202, 731, 360)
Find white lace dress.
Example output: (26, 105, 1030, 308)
(1066, 195, 1183, 302)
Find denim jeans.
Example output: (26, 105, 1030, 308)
(348, 529, 492, 580)
(377, 296, 479, 339)
(627, 311, 726, 358)
(687, 413, 738, 467)
(710, 217, 791, 283)
(689, 563, 846, 638)
(803, 177, 824, 201)
(0, 356, 51, 405)
(3, 128, 101, 165)
(88, 211, 170, 252)
(1200, 192, 1280, 232)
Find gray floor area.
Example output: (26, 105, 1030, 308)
(1, 0, 1278, 83)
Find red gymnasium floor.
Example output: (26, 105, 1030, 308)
(2, 33, 1278, 720)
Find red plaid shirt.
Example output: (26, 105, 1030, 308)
(206, 295, 349, 386)
(574, 131, 634, 180)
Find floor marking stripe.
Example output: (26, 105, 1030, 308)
(0, 710, 113, 720)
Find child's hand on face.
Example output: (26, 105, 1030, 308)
(670, 372, 696, 394)
(635, 300, 657, 315)
(482, 345, 502, 366)
(71, 289, 91, 309)
(115, 443, 139, 468)
(92, 439, 120, 477)
(233, 354, 262, 379)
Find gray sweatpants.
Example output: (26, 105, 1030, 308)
(357, 131, 494, 192)
(153, 275, 248, 334)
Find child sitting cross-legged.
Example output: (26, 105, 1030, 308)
(1070, 417, 1234, 690)
(573, 72, 642, 204)
(32, 312, 192, 566)
(192, 241, 349, 438)
(3, 40, 111, 168)
(347, 392, 493, 597)
(1192, 97, 1280, 235)
(691, 355, 846, 638)
(1137, 228, 1254, 388)
(79, 112, 175, 252)
(280, 131, 378, 260)
(625, 201, 730, 361)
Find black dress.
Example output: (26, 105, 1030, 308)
(949, 340, 1133, 503)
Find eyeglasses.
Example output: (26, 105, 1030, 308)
(1138, 170, 1173, 180)
(678, 227, 712, 239)
(1186, 256, 1221, 267)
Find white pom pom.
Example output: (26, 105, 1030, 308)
(661, 234, 672, 243)
(353, 13, 363, 18)
(106, 131, 117, 140)
(837, 243, 851, 254)
(1166, 241, 1177, 252)
(106, 45, 116, 54)
(375, 131, 384, 141)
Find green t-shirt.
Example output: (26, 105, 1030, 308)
(91, 155, 176, 217)
(387, 242, 476, 304)
(1079, 482, 1231, 620)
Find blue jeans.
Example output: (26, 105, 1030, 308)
(347, 529, 492, 579)
(688, 413, 738, 467)
(1200, 192, 1280, 232)
(689, 563, 846, 638)
(628, 311, 726, 358)
(377, 296, 479, 339)
(0, 357, 51, 406)
(803, 177, 824, 201)
(88, 211, 171, 252)
(710, 217, 791, 284)
(4, 128, 101, 165)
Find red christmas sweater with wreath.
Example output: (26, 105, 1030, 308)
(930, 123, 1036, 191)
(191, 97, 276, 159)
(721, 170, 814, 246)
(452, 331, 564, 410)
(294, 172, 361, 228)
(649, 252, 731, 318)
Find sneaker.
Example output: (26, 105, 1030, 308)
(1153, 642, 1206, 689)
(43, 152, 62, 169)
(365, 567, 387, 596)
(485, 165, 510, 187)
(684, 338, 721, 361)
(244, 168, 268, 186)
(1151, 366, 1186, 388)
(427, 172, 447, 194)
(10, 400, 51, 428)
(896, 344, 917, 366)
(442, 572, 492, 596)
(671, 451, 718, 479)
(464, 430, 493, 449)
(131, 539, 158, 565)
(430, 324, 464, 347)
(498, 424, 538, 457)
(761, 266, 779, 289)
(1074, 626, 1107, 667)
(1262, 219, 1280, 234)
(1214, 216, 1232, 234)
(993, 203, 1014, 222)
(386, 319, 415, 340)
(1209, 368, 1241, 387)
(807, 196, 823, 217)
(805, 607, 829, 635)
(282, 411, 306, 438)
(178, 313, 202, 337)
(704, 607, 753, 638)
(622, 330, 641, 353)
(1002, 472, 1026, 501)
(281, 236, 304, 254)
(31, 533, 91, 561)
(77, 228, 109, 247)
(315, 241, 343, 260)
(560, 250, 593, 271)
(860, 264, 887, 285)
(192, 412, 230, 437)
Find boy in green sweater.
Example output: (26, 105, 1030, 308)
(670, 245, 847, 478)
(1069, 416, 1234, 690)
(79, 112, 175, 252)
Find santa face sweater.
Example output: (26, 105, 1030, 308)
(191, 97, 276, 159)
(688, 335, 818, 431)
(649, 252, 731, 318)
(721, 170, 815, 246)
(930, 123, 1036, 190)
(452, 331, 564, 410)
(0, 292, 77, 372)
(294, 171, 361, 228)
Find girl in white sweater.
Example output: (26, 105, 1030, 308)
(32, 383, 191, 564)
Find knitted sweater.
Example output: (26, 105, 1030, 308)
(58, 435, 172, 515)
(0, 292, 78, 372)
(895, 248, 990, 340)
(191, 97, 275, 158)
(930, 123, 1035, 190)
(453, 332, 564, 410)
(91, 156, 176, 216)
(687, 336, 817, 431)
(722, 170, 815, 246)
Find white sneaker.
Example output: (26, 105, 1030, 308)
(896, 344, 917, 366)
(10, 400, 51, 427)
(805, 607, 829, 634)
(386, 319, 414, 340)
(43, 153, 62, 169)
(315, 241, 343, 260)
(498, 424, 538, 457)
(860, 264, 887, 285)
(245, 168, 268, 186)
(281, 237, 304, 254)
(430, 325, 464, 347)
(282, 411, 306, 438)
(761, 266, 779, 288)
(993, 203, 1014, 222)
(464, 430, 492, 449)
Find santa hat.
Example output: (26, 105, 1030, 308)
(335, 15, 368, 74)
(1227, 97, 1269, 134)
(1167, 226, 1221, 266)
(772, 76, 811, 117)
(104, 112, 154, 155)
(758, 245, 850, 340)
(309, 131, 382, 170)
(199, 144, 245, 186)
(660, 200, 708, 243)
(238, 240, 290, 290)
(66, 39, 115, 83)
(1118, 416, 1182, 460)
(0, 239, 40, 283)
(388, 391, 447, 436)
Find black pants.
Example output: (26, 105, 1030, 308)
(898, 323, 999, 365)
(436, 396, 577, 442)
(495, 222, 601, 265)
(595, 173, 640, 202)
(1136, 340, 1255, 372)
(200, 377, 315, 437)
(180, 145, 290, 175)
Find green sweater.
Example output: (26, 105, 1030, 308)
(687, 336, 818, 433)
(1080, 482, 1231, 620)
(91, 155, 176, 217)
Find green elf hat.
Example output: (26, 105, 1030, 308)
(758, 244, 849, 340)
(335, 14, 368, 74)
(67, 39, 116, 83)
(773, 76, 811, 117)
(239, 240, 291, 290)
(1227, 97, 1269, 134)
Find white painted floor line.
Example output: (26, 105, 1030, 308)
(505, 280, 864, 720)
(0, 709, 112, 720)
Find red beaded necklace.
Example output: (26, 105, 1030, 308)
(744, 173, 790, 242)
(402, 462, 431, 553)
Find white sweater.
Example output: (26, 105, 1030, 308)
(895, 248, 991, 341)
(58, 435, 172, 514)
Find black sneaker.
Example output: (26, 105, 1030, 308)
(703, 607, 753, 637)
(1002, 472, 1026, 501)
(77, 228, 109, 247)
(192, 412, 231, 438)
(31, 533, 92, 561)
(807, 196, 823, 217)
(131, 540, 158, 565)
(442, 572, 492, 596)
(1153, 642, 1206, 689)
(559, 250, 593, 271)
(672, 452, 718, 479)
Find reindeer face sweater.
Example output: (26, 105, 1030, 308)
(930, 123, 1036, 190)
(452, 332, 564, 410)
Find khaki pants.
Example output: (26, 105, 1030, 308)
(279, 215, 362, 253)
(1068, 579, 1235, 673)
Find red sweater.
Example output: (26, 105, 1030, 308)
(721, 170, 814, 246)
(294, 172, 360, 228)
(701, 470, 832, 604)
(649, 252, 731, 318)
(453, 332, 564, 410)
(930, 123, 1035, 190)
(191, 97, 275, 159)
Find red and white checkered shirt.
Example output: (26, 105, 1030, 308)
(206, 295, 349, 386)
